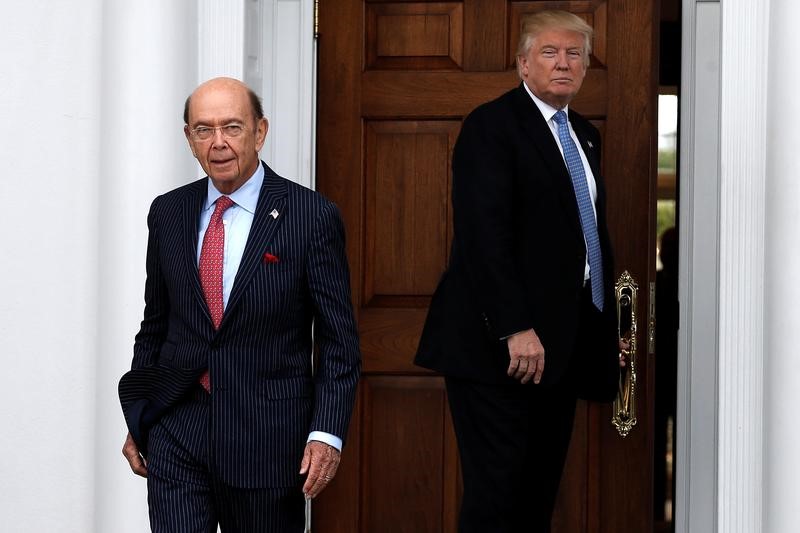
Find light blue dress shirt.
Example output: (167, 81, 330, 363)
(197, 164, 342, 451)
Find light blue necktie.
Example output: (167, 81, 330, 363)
(553, 110, 604, 310)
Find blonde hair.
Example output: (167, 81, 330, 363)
(516, 10, 593, 76)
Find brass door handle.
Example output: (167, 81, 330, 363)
(612, 270, 638, 437)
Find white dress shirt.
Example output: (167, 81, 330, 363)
(522, 81, 598, 282)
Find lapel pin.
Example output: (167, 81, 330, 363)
(269, 209, 279, 219)
(587, 141, 594, 148)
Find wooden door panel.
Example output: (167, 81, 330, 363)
(361, 71, 607, 118)
(553, 402, 589, 532)
(360, 308, 429, 373)
(366, 2, 464, 70)
(463, 0, 508, 70)
(364, 120, 457, 305)
(362, 119, 458, 374)
(361, 377, 460, 532)
(317, 1, 656, 531)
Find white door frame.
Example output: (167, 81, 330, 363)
(200, 2, 778, 532)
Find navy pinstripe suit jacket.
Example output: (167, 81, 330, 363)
(119, 162, 361, 489)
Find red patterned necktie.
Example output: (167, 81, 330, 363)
(198, 195, 235, 392)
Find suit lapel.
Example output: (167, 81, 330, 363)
(181, 179, 212, 325)
(570, 110, 608, 215)
(222, 164, 289, 327)
(512, 85, 583, 240)
(569, 110, 602, 183)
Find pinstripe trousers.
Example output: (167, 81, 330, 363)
(146, 388, 305, 533)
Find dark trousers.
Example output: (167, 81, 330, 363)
(146, 389, 305, 533)
(446, 377, 577, 533)
(446, 284, 609, 533)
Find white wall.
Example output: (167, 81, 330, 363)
(765, 0, 800, 531)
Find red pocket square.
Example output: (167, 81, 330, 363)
(263, 252, 280, 264)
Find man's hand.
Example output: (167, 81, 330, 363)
(506, 329, 545, 384)
(122, 432, 147, 477)
(299, 440, 341, 499)
(619, 338, 631, 368)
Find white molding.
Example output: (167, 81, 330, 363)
(717, 0, 768, 531)
(198, 0, 246, 81)
(195, 0, 317, 186)
(196, 0, 318, 188)
(679, 1, 770, 531)
(244, 0, 264, 91)
(256, 0, 316, 188)
(676, 2, 721, 532)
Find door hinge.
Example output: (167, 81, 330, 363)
(648, 281, 656, 355)
(314, 0, 319, 40)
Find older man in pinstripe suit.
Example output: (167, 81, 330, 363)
(119, 77, 360, 532)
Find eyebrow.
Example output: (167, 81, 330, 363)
(540, 44, 582, 50)
(191, 118, 244, 127)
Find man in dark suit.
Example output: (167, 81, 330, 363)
(119, 77, 360, 532)
(415, 11, 621, 532)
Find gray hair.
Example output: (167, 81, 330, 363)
(516, 10, 593, 76)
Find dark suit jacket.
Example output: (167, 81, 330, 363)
(415, 84, 618, 400)
(119, 162, 361, 488)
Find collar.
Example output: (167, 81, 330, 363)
(522, 81, 568, 123)
(203, 162, 265, 215)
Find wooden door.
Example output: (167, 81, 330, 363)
(315, 1, 658, 531)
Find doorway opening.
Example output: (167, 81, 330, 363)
(654, 1, 680, 531)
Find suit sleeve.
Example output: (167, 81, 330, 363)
(452, 109, 534, 339)
(131, 196, 170, 369)
(306, 201, 361, 444)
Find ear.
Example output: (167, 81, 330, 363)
(184, 125, 198, 158)
(255, 117, 269, 152)
(516, 55, 528, 79)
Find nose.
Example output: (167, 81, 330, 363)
(555, 50, 569, 69)
(210, 127, 228, 148)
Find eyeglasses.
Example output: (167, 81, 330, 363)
(189, 123, 245, 141)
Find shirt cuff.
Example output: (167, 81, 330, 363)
(500, 329, 531, 341)
(307, 431, 342, 451)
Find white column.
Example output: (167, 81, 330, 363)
(0, 3, 103, 532)
(764, 1, 800, 532)
(94, 2, 199, 532)
(718, 0, 769, 531)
